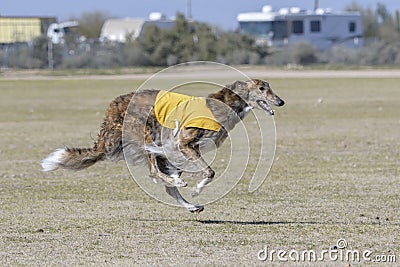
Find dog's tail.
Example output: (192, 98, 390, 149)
(41, 145, 106, 171)
(41, 126, 107, 172)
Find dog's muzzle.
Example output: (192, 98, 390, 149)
(256, 100, 274, 116)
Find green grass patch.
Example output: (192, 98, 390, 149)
(0, 75, 399, 265)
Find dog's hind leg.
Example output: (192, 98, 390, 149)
(144, 125, 187, 187)
(147, 153, 187, 187)
(165, 186, 204, 213)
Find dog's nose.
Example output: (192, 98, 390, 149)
(277, 99, 285, 106)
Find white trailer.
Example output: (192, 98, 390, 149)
(47, 21, 79, 44)
(237, 6, 363, 50)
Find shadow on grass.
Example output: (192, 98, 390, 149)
(131, 218, 320, 225)
(131, 218, 388, 226)
(195, 220, 320, 225)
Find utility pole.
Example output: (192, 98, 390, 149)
(314, 0, 319, 11)
(48, 39, 54, 70)
(186, 0, 192, 20)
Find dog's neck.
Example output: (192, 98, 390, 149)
(207, 88, 250, 131)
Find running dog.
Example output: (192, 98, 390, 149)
(41, 79, 284, 213)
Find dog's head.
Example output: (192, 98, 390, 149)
(229, 79, 285, 115)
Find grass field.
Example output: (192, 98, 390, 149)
(0, 72, 399, 265)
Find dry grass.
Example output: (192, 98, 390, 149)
(0, 75, 399, 265)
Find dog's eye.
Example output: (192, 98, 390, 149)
(259, 87, 265, 91)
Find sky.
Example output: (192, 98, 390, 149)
(1, 0, 399, 30)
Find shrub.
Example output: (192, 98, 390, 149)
(61, 53, 92, 69)
(123, 44, 150, 66)
(264, 50, 291, 65)
(166, 54, 178, 66)
(289, 42, 319, 65)
(319, 46, 359, 65)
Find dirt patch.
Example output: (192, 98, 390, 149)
(2, 68, 400, 81)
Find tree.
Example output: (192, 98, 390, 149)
(32, 35, 52, 68)
(135, 12, 267, 66)
(346, 1, 379, 38)
(166, 13, 197, 62)
(75, 11, 109, 39)
(346, 2, 400, 42)
(136, 24, 166, 65)
(193, 22, 218, 61)
(376, 3, 391, 23)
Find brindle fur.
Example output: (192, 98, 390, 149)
(42, 79, 284, 213)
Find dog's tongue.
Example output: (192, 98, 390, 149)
(257, 100, 274, 116)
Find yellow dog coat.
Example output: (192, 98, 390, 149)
(154, 90, 221, 132)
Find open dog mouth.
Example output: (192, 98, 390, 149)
(256, 100, 274, 115)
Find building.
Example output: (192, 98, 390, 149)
(0, 16, 56, 44)
(100, 13, 175, 43)
(237, 6, 363, 50)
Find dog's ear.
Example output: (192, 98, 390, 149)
(226, 80, 249, 99)
(227, 80, 245, 91)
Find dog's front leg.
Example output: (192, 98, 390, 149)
(179, 129, 215, 197)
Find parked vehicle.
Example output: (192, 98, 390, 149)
(237, 5, 363, 50)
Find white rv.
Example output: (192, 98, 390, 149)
(237, 6, 363, 50)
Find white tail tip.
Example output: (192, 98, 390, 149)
(41, 148, 66, 171)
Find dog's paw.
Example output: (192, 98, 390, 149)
(188, 204, 204, 213)
(173, 178, 187, 188)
